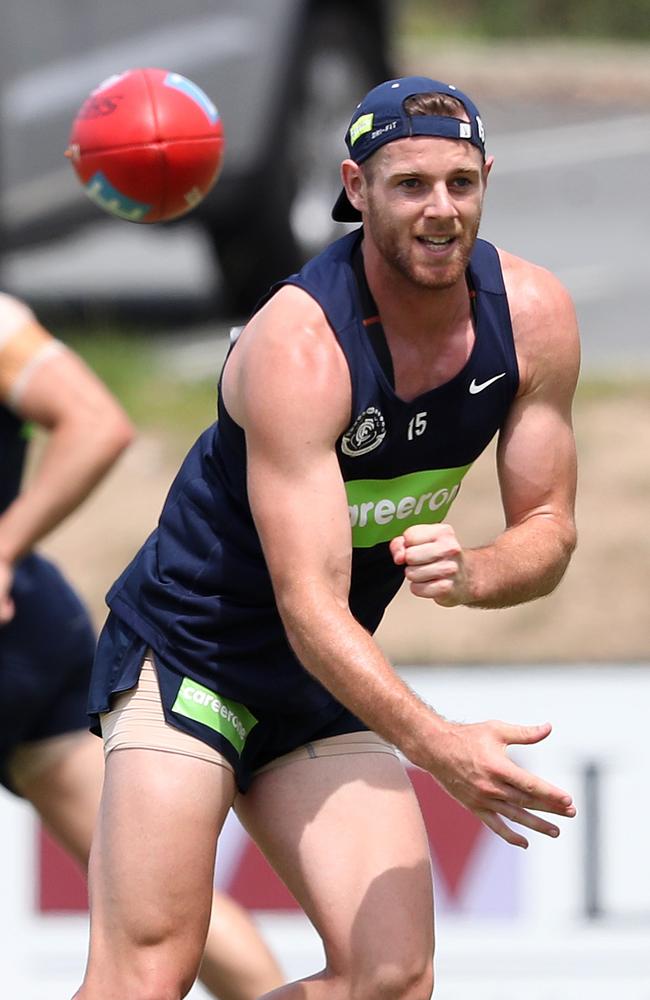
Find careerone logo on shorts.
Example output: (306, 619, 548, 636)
(346, 464, 471, 548)
(172, 680, 258, 754)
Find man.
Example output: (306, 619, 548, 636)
(0, 291, 283, 1000)
(76, 76, 579, 999)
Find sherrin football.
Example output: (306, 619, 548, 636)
(66, 67, 225, 223)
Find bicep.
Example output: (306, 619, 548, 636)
(232, 289, 353, 607)
(247, 438, 354, 608)
(497, 389, 577, 528)
(498, 290, 579, 529)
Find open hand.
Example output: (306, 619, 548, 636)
(425, 718, 576, 848)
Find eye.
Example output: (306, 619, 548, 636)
(450, 176, 474, 190)
(399, 177, 422, 190)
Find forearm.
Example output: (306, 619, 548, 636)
(279, 586, 447, 768)
(463, 512, 576, 609)
(0, 418, 131, 563)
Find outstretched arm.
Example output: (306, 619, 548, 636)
(222, 285, 575, 848)
(0, 294, 134, 620)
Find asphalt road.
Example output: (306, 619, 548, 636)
(482, 103, 650, 374)
(5, 100, 650, 375)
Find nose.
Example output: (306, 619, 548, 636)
(423, 182, 457, 221)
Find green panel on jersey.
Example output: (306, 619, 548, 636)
(346, 464, 472, 548)
(172, 679, 258, 754)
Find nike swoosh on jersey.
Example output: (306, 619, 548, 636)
(469, 372, 507, 394)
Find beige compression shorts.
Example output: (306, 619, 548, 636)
(101, 652, 397, 779)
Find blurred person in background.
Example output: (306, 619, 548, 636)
(75, 75, 579, 1000)
(0, 290, 284, 1000)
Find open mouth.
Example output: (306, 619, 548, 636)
(417, 235, 457, 254)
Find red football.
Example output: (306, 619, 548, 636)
(66, 67, 225, 223)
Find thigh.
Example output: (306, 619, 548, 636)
(9, 728, 104, 868)
(84, 654, 239, 990)
(88, 746, 236, 982)
(236, 748, 434, 975)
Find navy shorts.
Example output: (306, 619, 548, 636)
(0, 553, 96, 792)
(91, 612, 370, 793)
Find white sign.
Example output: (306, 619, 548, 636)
(1, 663, 649, 998)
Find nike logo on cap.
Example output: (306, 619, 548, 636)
(469, 372, 507, 394)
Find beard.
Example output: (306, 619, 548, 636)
(364, 196, 482, 291)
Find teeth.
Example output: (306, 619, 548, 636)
(422, 236, 452, 245)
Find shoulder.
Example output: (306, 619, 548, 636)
(0, 292, 38, 343)
(243, 284, 347, 373)
(252, 282, 333, 334)
(497, 249, 575, 322)
(0, 293, 64, 408)
(496, 248, 580, 394)
(223, 284, 351, 435)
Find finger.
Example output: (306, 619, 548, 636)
(500, 763, 575, 811)
(410, 579, 459, 603)
(389, 537, 406, 565)
(476, 809, 529, 850)
(402, 523, 441, 545)
(405, 560, 459, 582)
(489, 801, 561, 838)
(403, 541, 461, 566)
(500, 769, 576, 816)
(477, 753, 575, 816)
(403, 523, 455, 547)
(500, 721, 553, 746)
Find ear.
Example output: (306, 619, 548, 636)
(341, 159, 366, 215)
(482, 155, 495, 185)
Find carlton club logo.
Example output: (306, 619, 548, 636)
(341, 406, 386, 457)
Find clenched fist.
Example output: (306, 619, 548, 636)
(390, 523, 471, 606)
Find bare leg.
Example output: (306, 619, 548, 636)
(13, 731, 283, 999)
(9, 729, 104, 867)
(200, 891, 284, 1000)
(75, 747, 236, 1000)
(237, 750, 435, 1000)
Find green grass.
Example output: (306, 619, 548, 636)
(66, 331, 218, 440)
(400, 0, 650, 41)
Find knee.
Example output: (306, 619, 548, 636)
(79, 977, 189, 1000)
(353, 953, 434, 1000)
(127, 986, 186, 1000)
(80, 952, 198, 1000)
(119, 977, 189, 1000)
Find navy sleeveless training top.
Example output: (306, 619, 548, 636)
(105, 230, 519, 712)
(0, 406, 28, 515)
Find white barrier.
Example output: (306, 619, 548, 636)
(1, 663, 649, 998)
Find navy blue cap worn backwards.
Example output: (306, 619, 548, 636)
(332, 75, 486, 223)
